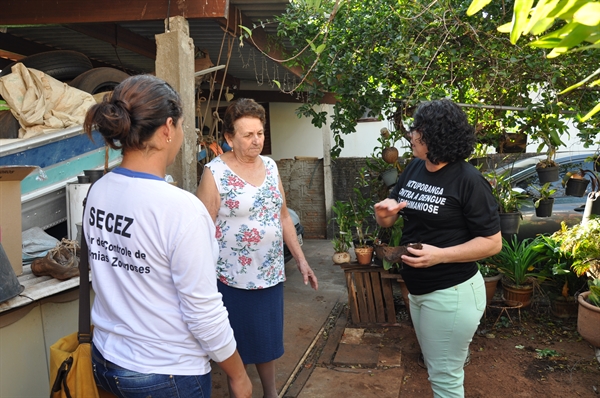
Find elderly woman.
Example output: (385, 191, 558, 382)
(84, 75, 251, 398)
(196, 98, 318, 398)
(374, 99, 502, 398)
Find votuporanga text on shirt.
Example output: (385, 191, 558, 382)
(398, 179, 446, 215)
(87, 206, 150, 274)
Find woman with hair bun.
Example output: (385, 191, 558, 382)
(83, 75, 251, 398)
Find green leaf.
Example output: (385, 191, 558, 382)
(573, 2, 600, 25)
(579, 101, 600, 122)
(466, 0, 493, 16)
(524, 0, 558, 34)
(315, 43, 327, 54)
(511, 0, 535, 44)
(239, 25, 253, 37)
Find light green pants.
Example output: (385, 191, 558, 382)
(409, 272, 486, 398)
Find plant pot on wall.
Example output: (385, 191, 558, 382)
(577, 291, 600, 347)
(499, 212, 521, 235)
(535, 198, 554, 217)
(537, 166, 559, 183)
(381, 168, 399, 188)
(565, 178, 590, 197)
(496, 133, 527, 154)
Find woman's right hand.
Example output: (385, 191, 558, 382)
(374, 198, 407, 227)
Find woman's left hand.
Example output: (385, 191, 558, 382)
(297, 259, 318, 290)
(400, 243, 443, 268)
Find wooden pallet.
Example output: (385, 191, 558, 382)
(340, 263, 397, 326)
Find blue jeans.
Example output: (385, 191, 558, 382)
(91, 344, 211, 398)
(409, 272, 486, 398)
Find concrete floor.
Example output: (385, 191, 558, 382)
(210, 239, 406, 398)
(210, 239, 347, 397)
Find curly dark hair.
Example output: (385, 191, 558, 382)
(409, 99, 475, 164)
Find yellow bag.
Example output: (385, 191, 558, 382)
(49, 331, 100, 398)
(49, 194, 115, 398)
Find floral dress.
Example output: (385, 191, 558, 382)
(206, 155, 285, 289)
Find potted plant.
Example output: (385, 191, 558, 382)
(488, 235, 549, 308)
(478, 261, 502, 306)
(349, 189, 375, 265)
(331, 200, 353, 264)
(534, 129, 563, 183)
(562, 168, 593, 197)
(485, 169, 529, 235)
(529, 182, 557, 217)
(533, 234, 586, 318)
(547, 218, 600, 345)
(496, 130, 527, 153)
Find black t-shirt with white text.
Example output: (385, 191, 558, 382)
(389, 159, 500, 295)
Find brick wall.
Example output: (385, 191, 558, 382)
(276, 158, 327, 239)
(277, 157, 372, 240)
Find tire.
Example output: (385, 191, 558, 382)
(68, 67, 130, 94)
(0, 110, 20, 139)
(0, 50, 93, 81)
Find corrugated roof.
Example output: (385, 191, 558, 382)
(1, 0, 298, 90)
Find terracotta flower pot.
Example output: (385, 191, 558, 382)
(577, 291, 600, 347)
(354, 246, 374, 265)
(502, 281, 533, 308)
(550, 297, 578, 319)
(483, 273, 502, 306)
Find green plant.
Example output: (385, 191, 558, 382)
(485, 169, 530, 213)
(349, 188, 375, 248)
(561, 168, 599, 189)
(587, 278, 600, 307)
(477, 261, 500, 278)
(532, 234, 588, 300)
(489, 235, 549, 287)
(331, 200, 353, 253)
(381, 216, 404, 271)
(550, 219, 600, 281)
(529, 182, 557, 208)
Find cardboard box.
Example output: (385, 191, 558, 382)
(0, 166, 37, 276)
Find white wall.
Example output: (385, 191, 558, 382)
(269, 103, 397, 160)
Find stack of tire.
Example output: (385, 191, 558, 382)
(0, 50, 129, 139)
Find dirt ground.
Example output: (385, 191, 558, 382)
(395, 303, 600, 397)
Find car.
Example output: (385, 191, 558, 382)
(495, 151, 598, 239)
(284, 208, 304, 263)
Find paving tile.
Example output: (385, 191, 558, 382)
(339, 327, 364, 344)
(334, 343, 379, 367)
(378, 346, 402, 367)
(297, 367, 403, 398)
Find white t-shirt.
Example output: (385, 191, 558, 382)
(84, 167, 236, 375)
